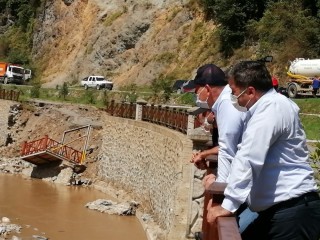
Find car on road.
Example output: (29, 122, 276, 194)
(181, 80, 195, 93)
(172, 80, 187, 93)
(81, 76, 113, 90)
(172, 80, 195, 94)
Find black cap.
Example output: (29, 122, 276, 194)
(193, 64, 227, 86)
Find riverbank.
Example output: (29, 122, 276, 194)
(0, 100, 168, 240)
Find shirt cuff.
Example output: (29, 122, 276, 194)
(221, 196, 241, 213)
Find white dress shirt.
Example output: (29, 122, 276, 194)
(222, 89, 318, 212)
(212, 85, 245, 182)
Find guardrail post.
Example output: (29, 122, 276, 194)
(186, 108, 213, 238)
(187, 107, 208, 136)
(135, 99, 147, 121)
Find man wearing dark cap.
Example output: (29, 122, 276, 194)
(190, 64, 257, 238)
(191, 63, 244, 183)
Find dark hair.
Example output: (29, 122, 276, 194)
(228, 61, 273, 92)
(193, 64, 227, 87)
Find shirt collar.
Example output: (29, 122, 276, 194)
(247, 88, 276, 115)
(212, 85, 231, 112)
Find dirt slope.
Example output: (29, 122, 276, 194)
(32, 0, 219, 88)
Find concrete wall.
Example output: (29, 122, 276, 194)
(0, 100, 11, 146)
(97, 115, 194, 239)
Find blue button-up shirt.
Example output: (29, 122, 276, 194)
(222, 89, 318, 212)
(212, 85, 245, 182)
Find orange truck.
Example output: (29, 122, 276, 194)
(0, 62, 25, 84)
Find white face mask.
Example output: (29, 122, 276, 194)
(202, 117, 213, 130)
(196, 87, 210, 109)
(230, 88, 250, 112)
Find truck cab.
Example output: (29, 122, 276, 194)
(0, 62, 25, 84)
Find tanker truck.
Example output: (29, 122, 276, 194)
(0, 62, 25, 85)
(286, 58, 320, 98)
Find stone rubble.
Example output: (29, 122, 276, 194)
(0, 217, 21, 238)
(0, 157, 92, 187)
(85, 199, 140, 216)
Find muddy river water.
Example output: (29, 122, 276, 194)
(0, 174, 147, 240)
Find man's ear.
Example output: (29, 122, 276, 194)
(204, 84, 211, 92)
(247, 86, 256, 97)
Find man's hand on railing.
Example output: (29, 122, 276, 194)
(190, 151, 207, 170)
(207, 201, 233, 225)
(203, 173, 216, 189)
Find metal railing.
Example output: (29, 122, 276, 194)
(105, 101, 136, 119)
(21, 135, 83, 164)
(141, 105, 189, 133)
(105, 100, 190, 134)
(0, 89, 20, 101)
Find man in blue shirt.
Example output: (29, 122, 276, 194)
(208, 61, 320, 240)
(312, 76, 320, 97)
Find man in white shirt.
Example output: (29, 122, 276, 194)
(190, 64, 256, 239)
(191, 64, 244, 182)
(208, 60, 320, 240)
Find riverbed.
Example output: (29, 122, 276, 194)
(0, 174, 147, 239)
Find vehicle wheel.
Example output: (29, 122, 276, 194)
(84, 84, 88, 90)
(4, 77, 8, 84)
(96, 85, 101, 90)
(177, 89, 182, 94)
(287, 83, 298, 98)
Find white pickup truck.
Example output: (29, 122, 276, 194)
(80, 76, 113, 90)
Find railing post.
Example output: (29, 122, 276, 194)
(135, 99, 147, 121)
(21, 141, 27, 155)
(206, 182, 242, 240)
(110, 100, 115, 116)
(187, 107, 208, 136)
(43, 135, 49, 151)
(186, 108, 213, 238)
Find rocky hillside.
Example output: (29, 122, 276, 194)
(32, 0, 219, 88)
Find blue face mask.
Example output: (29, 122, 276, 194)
(196, 88, 210, 109)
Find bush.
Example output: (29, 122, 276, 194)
(83, 89, 96, 104)
(30, 81, 41, 98)
(176, 92, 195, 106)
(310, 142, 320, 189)
(119, 83, 138, 103)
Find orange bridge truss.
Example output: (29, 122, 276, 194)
(20, 125, 91, 166)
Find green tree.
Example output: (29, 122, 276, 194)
(59, 82, 69, 100)
(248, 0, 320, 59)
(200, 0, 268, 56)
(150, 76, 172, 103)
(17, 4, 34, 30)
